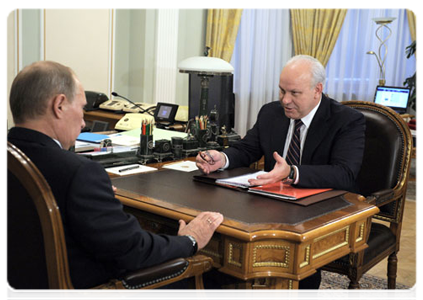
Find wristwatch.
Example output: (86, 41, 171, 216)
(185, 235, 198, 254)
(282, 165, 295, 185)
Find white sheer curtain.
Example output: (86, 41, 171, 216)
(325, 9, 416, 103)
(230, 9, 293, 137)
(231, 9, 415, 138)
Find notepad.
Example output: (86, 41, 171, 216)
(215, 171, 268, 188)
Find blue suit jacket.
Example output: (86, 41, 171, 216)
(223, 95, 366, 192)
(8, 127, 193, 288)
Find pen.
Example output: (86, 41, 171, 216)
(199, 150, 215, 165)
(119, 165, 140, 173)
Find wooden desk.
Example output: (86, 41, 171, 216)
(112, 169, 378, 289)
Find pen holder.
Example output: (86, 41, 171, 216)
(196, 129, 209, 148)
(139, 135, 154, 156)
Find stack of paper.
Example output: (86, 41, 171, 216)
(215, 171, 267, 188)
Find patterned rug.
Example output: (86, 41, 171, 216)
(319, 271, 420, 300)
(406, 158, 416, 201)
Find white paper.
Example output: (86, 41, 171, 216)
(216, 171, 268, 188)
(106, 164, 157, 176)
(108, 134, 140, 146)
(162, 161, 198, 172)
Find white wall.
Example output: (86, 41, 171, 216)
(45, 9, 111, 94)
(7, 11, 16, 129)
(7, 9, 207, 129)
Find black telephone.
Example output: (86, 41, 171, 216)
(84, 91, 109, 111)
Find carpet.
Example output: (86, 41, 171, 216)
(319, 271, 420, 300)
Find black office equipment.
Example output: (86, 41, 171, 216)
(91, 120, 109, 132)
(373, 86, 411, 114)
(188, 74, 235, 132)
(154, 102, 179, 126)
(84, 91, 108, 111)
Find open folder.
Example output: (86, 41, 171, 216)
(193, 168, 346, 206)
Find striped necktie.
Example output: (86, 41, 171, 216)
(286, 119, 303, 166)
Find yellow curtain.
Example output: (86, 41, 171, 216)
(205, 9, 243, 62)
(406, 8, 420, 66)
(290, 9, 347, 66)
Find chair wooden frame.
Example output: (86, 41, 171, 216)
(7, 141, 212, 289)
(322, 101, 413, 289)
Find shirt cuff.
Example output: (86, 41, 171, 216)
(293, 165, 299, 184)
(220, 152, 230, 170)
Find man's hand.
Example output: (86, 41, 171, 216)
(195, 150, 226, 174)
(248, 151, 291, 186)
(178, 211, 224, 250)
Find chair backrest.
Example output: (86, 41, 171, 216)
(342, 101, 413, 223)
(7, 142, 73, 289)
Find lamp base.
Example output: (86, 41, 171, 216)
(379, 79, 386, 86)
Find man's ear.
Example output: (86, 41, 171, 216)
(51, 94, 67, 119)
(314, 82, 323, 98)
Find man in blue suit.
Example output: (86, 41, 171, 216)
(8, 61, 223, 289)
(196, 55, 366, 288)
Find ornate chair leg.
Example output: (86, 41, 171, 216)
(348, 278, 360, 300)
(387, 252, 398, 289)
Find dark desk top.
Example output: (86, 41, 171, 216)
(112, 169, 352, 227)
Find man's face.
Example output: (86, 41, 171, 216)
(279, 62, 322, 120)
(59, 81, 86, 149)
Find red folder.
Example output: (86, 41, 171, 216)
(248, 182, 332, 200)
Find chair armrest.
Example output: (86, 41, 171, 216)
(73, 255, 213, 300)
(365, 189, 394, 206)
(106, 255, 213, 289)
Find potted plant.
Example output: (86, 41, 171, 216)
(404, 40, 416, 111)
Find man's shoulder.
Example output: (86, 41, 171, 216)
(260, 100, 285, 115)
(325, 96, 364, 120)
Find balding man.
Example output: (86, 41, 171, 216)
(8, 61, 223, 289)
(197, 55, 366, 289)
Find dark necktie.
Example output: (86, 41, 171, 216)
(286, 119, 303, 166)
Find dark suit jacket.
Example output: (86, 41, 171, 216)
(8, 127, 193, 289)
(223, 95, 366, 192)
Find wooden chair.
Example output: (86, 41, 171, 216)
(322, 101, 413, 289)
(7, 141, 212, 289)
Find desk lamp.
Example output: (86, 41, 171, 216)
(366, 17, 396, 86)
(178, 55, 234, 117)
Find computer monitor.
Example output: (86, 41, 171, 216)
(373, 86, 410, 114)
(154, 102, 179, 125)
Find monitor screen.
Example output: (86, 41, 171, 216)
(154, 102, 179, 124)
(157, 105, 173, 119)
(373, 86, 410, 113)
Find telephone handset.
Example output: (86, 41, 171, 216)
(99, 99, 127, 111)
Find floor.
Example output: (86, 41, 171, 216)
(368, 159, 420, 288)
(366, 199, 416, 288)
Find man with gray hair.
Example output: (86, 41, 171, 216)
(196, 55, 366, 288)
(8, 61, 223, 289)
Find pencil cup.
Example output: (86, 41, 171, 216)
(139, 135, 154, 156)
(196, 129, 209, 147)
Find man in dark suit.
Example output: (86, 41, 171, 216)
(8, 61, 224, 289)
(196, 55, 366, 288)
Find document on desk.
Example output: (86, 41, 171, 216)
(193, 168, 345, 206)
(106, 164, 157, 176)
(162, 161, 198, 172)
(108, 134, 140, 146)
(215, 171, 267, 188)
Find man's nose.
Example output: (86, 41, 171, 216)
(281, 94, 292, 104)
